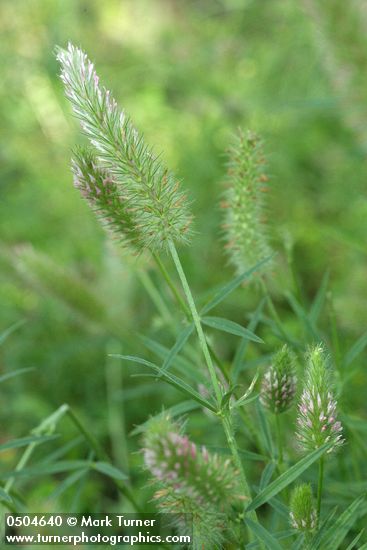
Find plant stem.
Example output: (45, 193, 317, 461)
(316, 456, 324, 527)
(153, 252, 191, 319)
(167, 241, 260, 536)
(275, 414, 283, 467)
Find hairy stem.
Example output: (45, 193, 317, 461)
(275, 414, 283, 467)
(317, 456, 324, 527)
(167, 241, 260, 536)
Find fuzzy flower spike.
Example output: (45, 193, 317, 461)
(289, 484, 317, 532)
(143, 414, 244, 548)
(296, 344, 344, 454)
(222, 129, 272, 275)
(57, 43, 192, 253)
(260, 344, 297, 414)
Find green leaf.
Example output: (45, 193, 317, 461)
(47, 469, 88, 501)
(0, 434, 59, 453)
(309, 271, 329, 325)
(207, 446, 267, 462)
(244, 518, 283, 550)
(291, 534, 305, 550)
(114, 355, 217, 412)
(345, 530, 364, 550)
(93, 462, 128, 481)
(0, 460, 91, 479)
(0, 488, 13, 503)
(309, 506, 338, 550)
(160, 324, 194, 374)
(246, 530, 295, 550)
(233, 298, 266, 379)
(255, 400, 274, 458)
(259, 462, 276, 490)
(201, 316, 263, 343)
(317, 495, 366, 550)
(233, 372, 259, 408)
(246, 442, 332, 512)
(200, 256, 273, 315)
(344, 331, 367, 367)
(0, 368, 34, 384)
(139, 335, 207, 384)
(285, 291, 319, 341)
(0, 320, 26, 346)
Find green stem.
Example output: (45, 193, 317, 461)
(153, 252, 191, 319)
(167, 241, 260, 536)
(275, 414, 283, 467)
(317, 456, 324, 527)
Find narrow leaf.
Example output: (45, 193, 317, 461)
(255, 399, 274, 458)
(344, 331, 367, 367)
(0, 368, 34, 384)
(160, 324, 194, 374)
(201, 256, 273, 315)
(0, 488, 12, 503)
(201, 316, 263, 343)
(115, 355, 217, 411)
(233, 298, 266, 378)
(0, 435, 59, 453)
(0, 320, 26, 346)
(245, 518, 283, 550)
(246, 442, 332, 512)
(260, 462, 276, 491)
(309, 271, 329, 324)
(93, 462, 128, 481)
(47, 469, 88, 501)
(345, 530, 364, 550)
(318, 495, 366, 550)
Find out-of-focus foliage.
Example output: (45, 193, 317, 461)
(0, 0, 367, 540)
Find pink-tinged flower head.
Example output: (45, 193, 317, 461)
(296, 345, 344, 454)
(260, 345, 297, 414)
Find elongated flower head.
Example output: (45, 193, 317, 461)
(222, 129, 272, 275)
(289, 484, 317, 532)
(260, 345, 297, 413)
(72, 147, 142, 251)
(296, 345, 344, 454)
(57, 43, 192, 252)
(142, 414, 244, 548)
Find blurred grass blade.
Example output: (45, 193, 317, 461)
(47, 469, 88, 501)
(344, 331, 367, 367)
(259, 462, 276, 490)
(115, 355, 217, 411)
(244, 518, 283, 550)
(309, 271, 329, 325)
(246, 442, 332, 512)
(0, 435, 59, 453)
(160, 323, 194, 374)
(200, 256, 273, 315)
(291, 534, 305, 550)
(315, 495, 366, 550)
(207, 446, 267, 462)
(246, 530, 294, 550)
(233, 298, 266, 378)
(201, 316, 263, 343)
(93, 462, 128, 481)
(345, 529, 364, 550)
(255, 399, 274, 457)
(0, 460, 91, 479)
(284, 291, 319, 341)
(0, 368, 34, 384)
(309, 506, 338, 550)
(0, 488, 13, 503)
(0, 320, 26, 346)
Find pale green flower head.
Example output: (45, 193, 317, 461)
(290, 484, 317, 532)
(296, 344, 344, 454)
(260, 344, 297, 414)
(57, 43, 192, 253)
(222, 129, 273, 276)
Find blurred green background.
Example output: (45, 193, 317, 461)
(0, 0, 366, 515)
